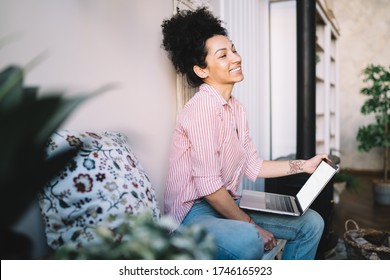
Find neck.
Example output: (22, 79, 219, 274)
(205, 82, 234, 101)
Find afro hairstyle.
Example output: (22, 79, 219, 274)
(161, 7, 228, 87)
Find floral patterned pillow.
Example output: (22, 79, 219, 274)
(38, 130, 160, 249)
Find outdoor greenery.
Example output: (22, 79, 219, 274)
(328, 150, 360, 192)
(356, 64, 390, 183)
(333, 171, 360, 193)
(54, 212, 216, 260)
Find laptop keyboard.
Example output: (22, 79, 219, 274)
(266, 194, 294, 212)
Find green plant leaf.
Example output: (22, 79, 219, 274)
(0, 66, 24, 109)
(34, 95, 89, 148)
(357, 64, 390, 182)
(0, 78, 116, 228)
(0, 147, 78, 228)
(53, 212, 216, 260)
(35, 83, 117, 148)
(0, 51, 48, 107)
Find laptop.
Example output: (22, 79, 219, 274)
(239, 158, 339, 216)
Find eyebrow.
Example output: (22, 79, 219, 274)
(214, 44, 235, 55)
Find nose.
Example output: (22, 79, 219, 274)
(230, 51, 241, 63)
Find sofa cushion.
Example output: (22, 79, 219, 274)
(38, 130, 160, 249)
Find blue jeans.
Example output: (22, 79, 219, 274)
(180, 199, 324, 260)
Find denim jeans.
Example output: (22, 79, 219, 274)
(180, 198, 324, 260)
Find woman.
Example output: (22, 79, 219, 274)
(161, 7, 326, 260)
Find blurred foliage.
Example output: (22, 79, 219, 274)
(0, 65, 86, 228)
(333, 171, 360, 193)
(0, 49, 114, 259)
(356, 64, 390, 182)
(54, 212, 216, 260)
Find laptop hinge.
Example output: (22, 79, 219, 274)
(295, 197, 304, 214)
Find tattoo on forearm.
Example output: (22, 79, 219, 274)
(288, 160, 304, 174)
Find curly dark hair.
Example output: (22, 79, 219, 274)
(161, 7, 228, 87)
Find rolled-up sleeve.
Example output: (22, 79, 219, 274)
(244, 138, 263, 181)
(242, 118, 263, 181)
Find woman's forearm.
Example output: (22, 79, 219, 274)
(258, 154, 328, 178)
(258, 159, 307, 178)
(204, 187, 278, 250)
(204, 188, 250, 222)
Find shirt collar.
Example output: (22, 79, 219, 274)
(199, 83, 235, 108)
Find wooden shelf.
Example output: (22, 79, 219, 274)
(315, 1, 339, 155)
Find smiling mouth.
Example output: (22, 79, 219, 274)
(230, 67, 241, 73)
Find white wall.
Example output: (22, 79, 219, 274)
(0, 0, 177, 258)
(0, 0, 177, 206)
(332, 0, 390, 171)
(269, 0, 297, 160)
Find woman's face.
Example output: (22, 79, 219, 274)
(202, 35, 244, 89)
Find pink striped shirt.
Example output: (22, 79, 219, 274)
(164, 84, 263, 224)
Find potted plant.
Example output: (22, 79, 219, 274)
(356, 64, 390, 205)
(328, 150, 360, 203)
(333, 171, 360, 204)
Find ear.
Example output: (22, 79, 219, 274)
(193, 65, 209, 79)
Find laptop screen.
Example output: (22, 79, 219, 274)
(296, 159, 338, 211)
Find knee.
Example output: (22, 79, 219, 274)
(237, 228, 264, 259)
(305, 209, 325, 236)
(240, 239, 264, 260)
(215, 223, 264, 260)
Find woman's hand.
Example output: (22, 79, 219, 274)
(254, 223, 277, 251)
(206, 189, 277, 251)
(303, 154, 328, 174)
